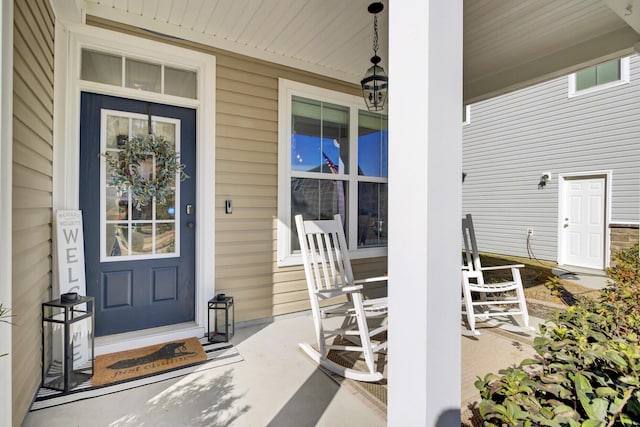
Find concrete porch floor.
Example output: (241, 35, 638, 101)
(23, 313, 544, 427)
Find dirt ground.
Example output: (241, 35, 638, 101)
(478, 254, 603, 306)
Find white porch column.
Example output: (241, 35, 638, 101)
(0, 1, 13, 425)
(388, 1, 462, 426)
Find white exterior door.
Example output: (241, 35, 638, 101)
(560, 176, 606, 269)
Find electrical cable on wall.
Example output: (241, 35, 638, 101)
(526, 231, 573, 275)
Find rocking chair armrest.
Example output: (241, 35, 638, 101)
(341, 284, 365, 293)
(353, 275, 388, 285)
(480, 264, 525, 271)
(317, 287, 362, 299)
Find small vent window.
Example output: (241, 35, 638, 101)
(569, 57, 630, 97)
(575, 60, 620, 90)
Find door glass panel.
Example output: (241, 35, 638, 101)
(106, 116, 129, 149)
(101, 109, 181, 261)
(154, 122, 176, 143)
(156, 193, 176, 220)
(105, 223, 126, 257)
(131, 223, 154, 255)
(131, 118, 148, 139)
(131, 197, 153, 221)
(105, 187, 125, 221)
(156, 224, 176, 254)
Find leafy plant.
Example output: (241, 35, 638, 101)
(476, 244, 640, 426)
(544, 276, 564, 298)
(607, 244, 640, 290)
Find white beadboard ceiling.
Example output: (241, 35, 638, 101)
(62, 0, 640, 102)
(82, 0, 389, 86)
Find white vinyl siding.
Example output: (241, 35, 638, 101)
(462, 54, 640, 262)
(13, 0, 54, 424)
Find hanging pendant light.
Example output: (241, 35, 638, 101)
(361, 2, 388, 112)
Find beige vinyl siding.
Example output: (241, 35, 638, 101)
(463, 55, 640, 262)
(12, 0, 54, 424)
(88, 17, 387, 323)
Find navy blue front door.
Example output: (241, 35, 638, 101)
(80, 93, 196, 336)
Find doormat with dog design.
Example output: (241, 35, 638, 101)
(92, 337, 207, 386)
(31, 338, 243, 411)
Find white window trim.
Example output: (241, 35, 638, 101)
(53, 22, 216, 350)
(568, 57, 630, 98)
(462, 104, 471, 125)
(277, 79, 388, 266)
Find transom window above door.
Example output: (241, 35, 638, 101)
(81, 48, 197, 99)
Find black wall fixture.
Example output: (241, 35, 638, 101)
(538, 174, 549, 189)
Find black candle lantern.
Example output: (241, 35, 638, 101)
(207, 294, 235, 343)
(41, 295, 94, 393)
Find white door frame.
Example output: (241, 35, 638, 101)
(557, 170, 612, 269)
(0, 2, 12, 424)
(53, 22, 216, 353)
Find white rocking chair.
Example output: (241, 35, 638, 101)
(461, 214, 530, 335)
(295, 214, 388, 382)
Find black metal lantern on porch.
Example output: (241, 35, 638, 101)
(207, 294, 235, 343)
(41, 294, 95, 393)
(361, 2, 388, 112)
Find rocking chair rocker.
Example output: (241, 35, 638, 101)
(295, 214, 388, 382)
(461, 214, 531, 335)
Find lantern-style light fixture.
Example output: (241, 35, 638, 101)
(361, 2, 388, 112)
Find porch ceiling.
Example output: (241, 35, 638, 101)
(59, 1, 640, 103)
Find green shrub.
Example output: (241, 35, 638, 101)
(476, 244, 640, 426)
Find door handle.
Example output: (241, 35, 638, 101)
(186, 204, 193, 215)
(563, 224, 569, 228)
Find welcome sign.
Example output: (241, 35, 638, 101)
(55, 210, 87, 296)
(54, 210, 90, 366)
